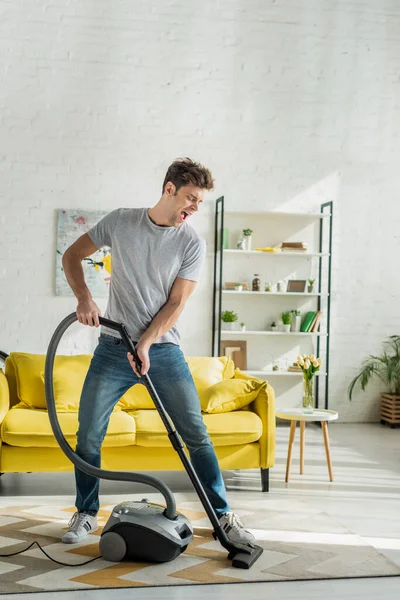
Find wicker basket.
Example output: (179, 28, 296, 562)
(380, 393, 400, 429)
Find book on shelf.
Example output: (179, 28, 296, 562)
(311, 311, 323, 332)
(288, 363, 302, 372)
(281, 241, 308, 252)
(300, 311, 317, 332)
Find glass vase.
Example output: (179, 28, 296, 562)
(302, 376, 315, 414)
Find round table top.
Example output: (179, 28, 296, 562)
(276, 408, 339, 422)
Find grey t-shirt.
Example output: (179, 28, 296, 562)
(87, 207, 206, 345)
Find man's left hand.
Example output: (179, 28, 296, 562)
(127, 342, 151, 377)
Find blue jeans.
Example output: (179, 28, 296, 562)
(75, 333, 230, 517)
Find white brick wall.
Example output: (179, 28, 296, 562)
(1, 0, 400, 421)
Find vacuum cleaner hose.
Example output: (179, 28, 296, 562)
(44, 312, 177, 520)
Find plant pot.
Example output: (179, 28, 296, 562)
(244, 236, 252, 251)
(283, 324, 291, 333)
(308, 285, 314, 293)
(302, 377, 315, 414)
(222, 322, 235, 331)
(240, 325, 246, 332)
(291, 315, 301, 332)
(380, 393, 400, 428)
(271, 326, 278, 332)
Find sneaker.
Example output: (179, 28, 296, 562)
(62, 512, 98, 544)
(219, 511, 255, 544)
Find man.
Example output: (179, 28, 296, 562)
(61, 158, 254, 545)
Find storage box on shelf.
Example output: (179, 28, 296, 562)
(212, 200, 333, 410)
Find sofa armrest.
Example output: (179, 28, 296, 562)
(0, 370, 10, 426)
(249, 381, 276, 469)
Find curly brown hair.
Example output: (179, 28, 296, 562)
(162, 158, 214, 193)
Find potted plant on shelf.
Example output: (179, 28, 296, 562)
(271, 321, 278, 332)
(348, 335, 400, 428)
(291, 309, 301, 332)
(240, 321, 246, 332)
(297, 354, 321, 413)
(281, 312, 292, 332)
(308, 279, 315, 293)
(242, 228, 253, 251)
(221, 310, 238, 331)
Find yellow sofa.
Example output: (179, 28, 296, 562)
(0, 353, 275, 491)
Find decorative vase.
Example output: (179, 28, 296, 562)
(244, 235, 252, 251)
(308, 285, 314, 293)
(291, 315, 301, 332)
(222, 322, 235, 331)
(302, 377, 315, 413)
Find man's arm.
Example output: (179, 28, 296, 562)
(62, 233, 102, 327)
(128, 277, 197, 376)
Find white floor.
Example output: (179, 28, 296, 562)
(1, 422, 400, 599)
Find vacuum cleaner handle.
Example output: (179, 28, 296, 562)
(98, 317, 143, 372)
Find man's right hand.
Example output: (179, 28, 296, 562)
(76, 299, 102, 327)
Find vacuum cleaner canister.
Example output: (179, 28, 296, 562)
(99, 500, 194, 562)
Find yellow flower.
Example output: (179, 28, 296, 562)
(316, 358, 321, 367)
(297, 357, 304, 366)
(102, 253, 112, 275)
(312, 360, 318, 368)
(304, 359, 311, 369)
(310, 354, 316, 362)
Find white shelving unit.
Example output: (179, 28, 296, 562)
(223, 290, 328, 297)
(224, 249, 329, 258)
(221, 331, 327, 337)
(212, 199, 333, 409)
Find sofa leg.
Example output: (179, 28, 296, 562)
(260, 468, 269, 492)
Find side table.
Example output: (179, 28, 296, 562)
(276, 408, 339, 482)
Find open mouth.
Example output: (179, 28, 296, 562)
(180, 210, 190, 223)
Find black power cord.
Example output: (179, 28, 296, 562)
(0, 540, 102, 566)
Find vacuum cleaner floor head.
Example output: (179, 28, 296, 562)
(100, 500, 194, 563)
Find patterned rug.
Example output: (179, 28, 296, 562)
(0, 497, 399, 593)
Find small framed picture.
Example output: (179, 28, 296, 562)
(221, 340, 247, 370)
(286, 280, 307, 293)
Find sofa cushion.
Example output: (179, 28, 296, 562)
(40, 355, 110, 412)
(200, 378, 263, 414)
(117, 383, 154, 410)
(115, 356, 235, 411)
(10, 353, 93, 410)
(186, 357, 235, 398)
(129, 409, 262, 447)
(1, 407, 136, 448)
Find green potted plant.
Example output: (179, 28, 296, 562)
(291, 309, 301, 332)
(308, 278, 315, 293)
(221, 310, 238, 331)
(240, 321, 246, 332)
(242, 228, 253, 251)
(348, 335, 400, 428)
(281, 311, 292, 333)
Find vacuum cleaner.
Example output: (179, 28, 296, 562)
(44, 313, 263, 569)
